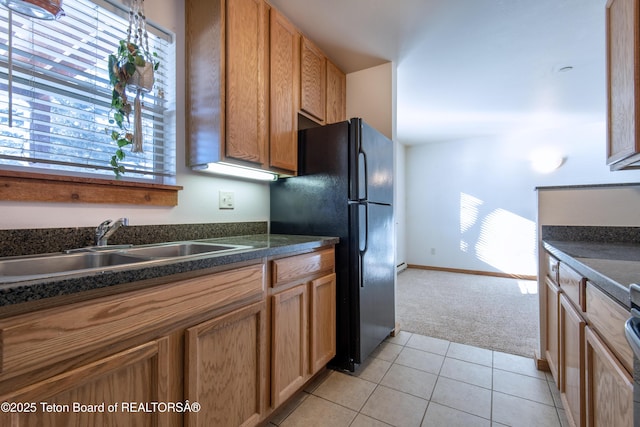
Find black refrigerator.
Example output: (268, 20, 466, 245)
(270, 118, 395, 372)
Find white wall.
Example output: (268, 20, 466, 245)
(347, 63, 395, 140)
(0, 0, 270, 230)
(405, 119, 640, 276)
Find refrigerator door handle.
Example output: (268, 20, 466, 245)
(358, 202, 368, 287)
(358, 151, 368, 201)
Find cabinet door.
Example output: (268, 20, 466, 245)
(300, 37, 326, 123)
(560, 294, 586, 427)
(185, 0, 225, 167)
(545, 277, 560, 386)
(225, 0, 269, 166)
(269, 9, 300, 174)
(185, 301, 267, 427)
(0, 338, 170, 427)
(310, 273, 336, 374)
(271, 284, 308, 407)
(606, 0, 640, 169)
(326, 60, 346, 124)
(585, 326, 633, 427)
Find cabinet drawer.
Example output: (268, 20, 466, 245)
(545, 252, 559, 285)
(585, 282, 633, 373)
(271, 248, 335, 287)
(559, 263, 586, 312)
(0, 263, 265, 380)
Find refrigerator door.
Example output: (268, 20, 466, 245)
(351, 201, 395, 364)
(271, 118, 395, 371)
(354, 120, 394, 205)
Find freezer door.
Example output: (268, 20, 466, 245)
(354, 202, 395, 364)
(355, 120, 394, 205)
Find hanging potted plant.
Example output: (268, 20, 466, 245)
(106, 0, 159, 178)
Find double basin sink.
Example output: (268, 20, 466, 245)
(0, 241, 252, 284)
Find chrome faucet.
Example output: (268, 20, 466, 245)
(95, 218, 129, 246)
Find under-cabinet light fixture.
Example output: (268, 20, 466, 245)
(0, 0, 65, 20)
(194, 163, 278, 182)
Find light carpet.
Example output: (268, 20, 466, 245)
(396, 268, 539, 357)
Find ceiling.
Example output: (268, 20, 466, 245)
(268, 0, 608, 145)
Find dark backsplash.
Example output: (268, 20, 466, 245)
(0, 221, 268, 257)
(542, 225, 640, 244)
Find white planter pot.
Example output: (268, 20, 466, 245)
(127, 62, 154, 92)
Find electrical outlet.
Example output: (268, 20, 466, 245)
(219, 191, 234, 209)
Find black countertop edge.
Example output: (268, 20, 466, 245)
(542, 240, 632, 309)
(535, 182, 640, 191)
(541, 225, 640, 244)
(0, 234, 339, 308)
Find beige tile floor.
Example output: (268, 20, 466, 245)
(266, 331, 569, 427)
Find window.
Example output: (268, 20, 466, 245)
(0, 0, 176, 184)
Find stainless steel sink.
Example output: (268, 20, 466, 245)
(121, 242, 247, 258)
(0, 241, 252, 283)
(0, 252, 144, 281)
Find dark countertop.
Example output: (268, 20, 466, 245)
(0, 234, 339, 309)
(542, 240, 640, 309)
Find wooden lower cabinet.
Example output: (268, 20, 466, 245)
(0, 338, 171, 427)
(310, 273, 337, 373)
(0, 246, 337, 427)
(560, 293, 586, 427)
(269, 249, 336, 409)
(545, 277, 560, 385)
(271, 284, 308, 407)
(542, 253, 635, 427)
(270, 271, 336, 407)
(185, 301, 267, 427)
(585, 326, 633, 427)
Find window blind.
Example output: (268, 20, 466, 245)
(0, 0, 176, 183)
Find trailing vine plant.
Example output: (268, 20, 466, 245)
(107, 40, 159, 178)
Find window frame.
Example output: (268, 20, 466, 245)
(0, 0, 181, 205)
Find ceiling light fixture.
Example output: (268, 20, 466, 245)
(0, 0, 65, 20)
(530, 149, 565, 173)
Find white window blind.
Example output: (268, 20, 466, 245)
(0, 0, 176, 183)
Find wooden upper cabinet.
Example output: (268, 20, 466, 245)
(185, 0, 224, 167)
(326, 60, 346, 124)
(187, 0, 345, 175)
(606, 0, 640, 170)
(186, 0, 269, 169)
(226, 0, 269, 166)
(300, 37, 327, 123)
(269, 9, 300, 174)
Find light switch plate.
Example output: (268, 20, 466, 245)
(219, 191, 234, 209)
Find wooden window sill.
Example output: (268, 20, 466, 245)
(0, 170, 183, 206)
